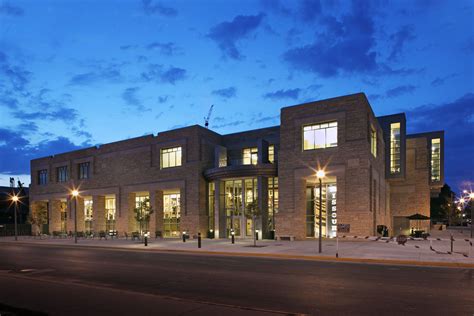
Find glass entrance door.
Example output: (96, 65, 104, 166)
(225, 180, 242, 237)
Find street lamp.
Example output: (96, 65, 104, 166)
(316, 170, 326, 253)
(10, 194, 20, 241)
(71, 189, 79, 244)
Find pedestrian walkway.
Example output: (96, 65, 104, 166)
(1, 228, 473, 267)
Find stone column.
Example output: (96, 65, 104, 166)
(76, 196, 85, 232)
(116, 192, 129, 236)
(93, 195, 106, 232)
(66, 198, 74, 234)
(257, 176, 269, 239)
(213, 180, 221, 238)
(126, 193, 137, 233)
(150, 190, 164, 237)
(48, 200, 62, 233)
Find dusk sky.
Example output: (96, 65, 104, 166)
(0, 0, 472, 191)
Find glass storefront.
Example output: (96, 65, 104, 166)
(135, 195, 150, 233)
(224, 180, 243, 236)
(268, 177, 278, 232)
(84, 198, 93, 233)
(306, 184, 337, 238)
(105, 197, 116, 231)
(164, 193, 180, 237)
(60, 201, 67, 233)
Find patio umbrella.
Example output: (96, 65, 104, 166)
(406, 213, 430, 231)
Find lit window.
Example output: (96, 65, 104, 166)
(164, 193, 181, 237)
(84, 198, 93, 233)
(38, 169, 48, 185)
(268, 145, 275, 163)
(431, 138, 441, 182)
(303, 121, 338, 150)
(105, 197, 116, 231)
(78, 162, 90, 179)
(161, 147, 182, 169)
(243, 147, 258, 165)
(370, 126, 377, 157)
(390, 123, 401, 173)
(57, 166, 68, 182)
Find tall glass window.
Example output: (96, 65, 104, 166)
(303, 121, 338, 150)
(78, 162, 90, 179)
(306, 184, 337, 238)
(135, 195, 150, 232)
(224, 180, 243, 236)
(161, 147, 182, 169)
(370, 126, 377, 157)
(431, 138, 441, 182)
(84, 198, 93, 233)
(208, 182, 215, 232)
(390, 123, 401, 173)
(57, 166, 68, 182)
(164, 193, 180, 237)
(105, 197, 116, 231)
(268, 145, 275, 163)
(243, 147, 258, 165)
(38, 169, 48, 185)
(268, 177, 278, 232)
(244, 179, 258, 236)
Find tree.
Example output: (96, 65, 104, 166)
(430, 184, 454, 224)
(133, 198, 154, 238)
(28, 204, 48, 237)
(245, 199, 260, 247)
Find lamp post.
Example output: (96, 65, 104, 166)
(11, 195, 19, 241)
(470, 193, 474, 239)
(71, 189, 79, 244)
(316, 170, 325, 253)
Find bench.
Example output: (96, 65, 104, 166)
(276, 235, 295, 241)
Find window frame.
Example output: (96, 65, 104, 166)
(370, 125, 377, 157)
(57, 166, 69, 183)
(390, 122, 401, 174)
(160, 146, 182, 169)
(302, 121, 338, 151)
(78, 162, 90, 180)
(38, 169, 48, 185)
(242, 147, 258, 165)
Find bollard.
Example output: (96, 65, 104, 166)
(255, 231, 259, 241)
(198, 232, 201, 248)
(336, 235, 339, 258)
(182, 231, 186, 243)
(144, 236, 148, 247)
(231, 229, 235, 244)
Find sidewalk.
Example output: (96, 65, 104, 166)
(1, 228, 473, 268)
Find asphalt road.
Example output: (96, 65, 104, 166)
(0, 243, 473, 315)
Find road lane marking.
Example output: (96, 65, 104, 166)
(0, 273, 307, 316)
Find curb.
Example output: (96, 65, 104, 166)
(2, 240, 474, 269)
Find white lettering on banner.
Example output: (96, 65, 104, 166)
(328, 185, 337, 237)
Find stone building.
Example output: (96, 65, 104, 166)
(29, 93, 444, 239)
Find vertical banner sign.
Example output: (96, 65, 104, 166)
(328, 185, 337, 237)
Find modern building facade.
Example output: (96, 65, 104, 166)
(29, 93, 444, 239)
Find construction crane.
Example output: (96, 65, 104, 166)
(204, 104, 214, 128)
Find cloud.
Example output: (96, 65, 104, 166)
(0, 54, 31, 91)
(146, 42, 181, 56)
(0, 127, 90, 174)
(141, 64, 186, 84)
(12, 107, 79, 122)
(388, 25, 416, 61)
(299, 0, 322, 22)
(255, 114, 280, 123)
(431, 73, 458, 87)
(260, 0, 291, 16)
(0, 2, 24, 16)
(213, 120, 245, 129)
(385, 85, 416, 98)
(122, 87, 150, 111)
(158, 95, 168, 103)
(406, 93, 474, 188)
(120, 44, 138, 50)
(263, 88, 301, 100)
(67, 62, 124, 86)
(142, 0, 177, 17)
(212, 87, 237, 99)
(208, 13, 265, 60)
(283, 1, 378, 77)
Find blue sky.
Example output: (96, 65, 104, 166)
(0, 0, 473, 192)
